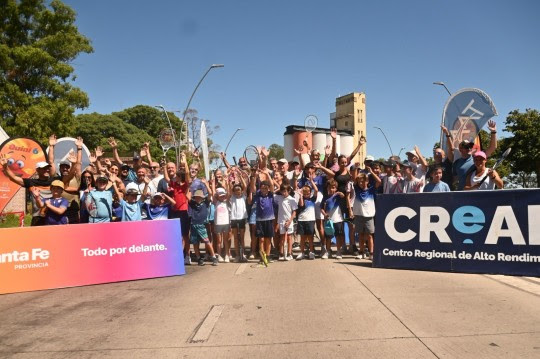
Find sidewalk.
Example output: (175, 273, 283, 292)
(1, 255, 539, 358)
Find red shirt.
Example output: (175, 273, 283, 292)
(170, 181, 189, 211)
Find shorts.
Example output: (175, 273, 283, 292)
(231, 219, 246, 230)
(190, 224, 210, 244)
(330, 221, 345, 236)
(256, 220, 274, 238)
(248, 208, 257, 225)
(170, 210, 190, 237)
(279, 221, 294, 235)
(354, 216, 375, 234)
(297, 221, 315, 236)
(214, 224, 230, 234)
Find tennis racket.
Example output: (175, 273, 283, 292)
(243, 145, 259, 170)
(478, 147, 511, 185)
(200, 121, 210, 180)
(159, 128, 177, 157)
(84, 191, 98, 219)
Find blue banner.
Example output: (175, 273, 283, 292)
(374, 190, 540, 277)
(441, 88, 497, 153)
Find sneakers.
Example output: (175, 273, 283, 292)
(353, 251, 360, 257)
(217, 254, 224, 263)
(248, 254, 255, 260)
(321, 252, 329, 259)
(198, 257, 205, 266)
(335, 251, 343, 260)
(184, 255, 192, 265)
(354, 254, 363, 260)
(278, 255, 285, 261)
(224, 255, 230, 263)
(366, 252, 372, 260)
(211, 256, 218, 266)
(286, 255, 293, 261)
(296, 253, 305, 260)
(204, 253, 210, 262)
(308, 252, 315, 260)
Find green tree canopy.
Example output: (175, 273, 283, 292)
(267, 143, 284, 160)
(0, 0, 93, 142)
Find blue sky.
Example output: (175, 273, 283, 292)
(66, 0, 540, 161)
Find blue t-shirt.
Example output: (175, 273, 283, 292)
(146, 203, 170, 220)
(188, 199, 210, 225)
(254, 191, 275, 221)
(423, 181, 451, 193)
(87, 190, 113, 223)
(120, 199, 143, 222)
(453, 156, 474, 190)
(44, 197, 69, 225)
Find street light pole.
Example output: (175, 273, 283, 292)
(181, 64, 224, 151)
(433, 81, 452, 147)
(373, 126, 394, 157)
(398, 147, 406, 158)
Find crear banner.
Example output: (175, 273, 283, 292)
(0, 137, 47, 214)
(46, 137, 92, 171)
(441, 88, 497, 154)
(0, 219, 184, 294)
(374, 189, 540, 277)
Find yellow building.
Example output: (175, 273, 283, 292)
(332, 92, 366, 165)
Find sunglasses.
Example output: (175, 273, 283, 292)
(150, 166, 159, 169)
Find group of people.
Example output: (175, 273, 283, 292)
(0, 122, 504, 266)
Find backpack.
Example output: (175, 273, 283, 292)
(324, 219, 335, 236)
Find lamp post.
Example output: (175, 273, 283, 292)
(181, 64, 224, 150)
(398, 147, 406, 158)
(373, 126, 394, 157)
(155, 105, 179, 165)
(219, 128, 244, 167)
(433, 81, 452, 147)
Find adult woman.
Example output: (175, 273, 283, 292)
(464, 151, 503, 190)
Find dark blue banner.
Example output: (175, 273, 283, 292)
(374, 189, 540, 277)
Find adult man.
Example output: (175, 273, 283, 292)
(277, 158, 294, 180)
(1, 157, 54, 226)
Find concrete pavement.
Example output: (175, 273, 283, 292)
(1, 254, 539, 358)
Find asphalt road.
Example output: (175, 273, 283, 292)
(1, 254, 539, 359)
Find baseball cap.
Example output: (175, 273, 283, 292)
(365, 155, 375, 162)
(473, 151, 487, 159)
(459, 140, 474, 149)
(216, 187, 227, 195)
(405, 149, 418, 158)
(125, 183, 139, 193)
(120, 164, 130, 170)
(96, 175, 108, 182)
(278, 158, 288, 164)
(133, 154, 141, 161)
(153, 192, 164, 198)
(50, 180, 65, 189)
(59, 160, 71, 167)
(193, 189, 205, 198)
(401, 160, 412, 168)
(36, 161, 50, 169)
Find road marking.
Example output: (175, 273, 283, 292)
(190, 305, 224, 343)
(235, 263, 248, 275)
(485, 275, 540, 297)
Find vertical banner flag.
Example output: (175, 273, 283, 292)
(200, 121, 210, 180)
(46, 137, 92, 171)
(0, 137, 47, 214)
(441, 88, 497, 154)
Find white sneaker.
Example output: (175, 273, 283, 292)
(366, 252, 372, 260)
(248, 254, 255, 260)
(286, 255, 293, 261)
(321, 252, 329, 259)
(308, 252, 315, 260)
(184, 255, 191, 265)
(217, 254, 224, 263)
(224, 255, 230, 263)
(336, 251, 343, 260)
(278, 255, 285, 261)
(354, 254, 362, 260)
(296, 253, 305, 260)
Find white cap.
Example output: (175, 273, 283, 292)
(36, 161, 50, 169)
(216, 187, 227, 195)
(125, 183, 139, 192)
(365, 155, 375, 162)
(278, 158, 288, 163)
(406, 149, 418, 158)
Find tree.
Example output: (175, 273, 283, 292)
(0, 0, 93, 142)
(267, 143, 284, 160)
(501, 109, 540, 188)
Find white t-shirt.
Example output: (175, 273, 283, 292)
(470, 168, 496, 190)
(229, 195, 248, 220)
(298, 194, 317, 222)
(412, 163, 427, 191)
(324, 194, 344, 223)
(353, 185, 377, 217)
(214, 200, 230, 225)
(401, 177, 423, 193)
(274, 194, 298, 223)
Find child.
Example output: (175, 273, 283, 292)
(32, 180, 69, 225)
(249, 168, 275, 266)
(274, 184, 297, 261)
(146, 192, 176, 220)
(85, 175, 114, 223)
(352, 168, 381, 260)
(213, 186, 232, 262)
(423, 165, 451, 192)
(296, 175, 318, 260)
(229, 170, 248, 262)
(111, 176, 149, 222)
(187, 189, 218, 266)
(399, 161, 423, 193)
(320, 179, 346, 259)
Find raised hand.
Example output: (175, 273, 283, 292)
(0, 153, 7, 167)
(139, 146, 148, 158)
(49, 134, 57, 147)
(294, 146, 303, 155)
(95, 146, 103, 158)
(109, 173, 118, 183)
(330, 128, 337, 139)
(487, 119, 497, 132)
(441, 125, 450, 135)
(31, 187, 41, 198)
(89, 152, 97, 164)
(359, 135, 366, 145)
(261, 147, 270, 157)
(324, 145, 331, 156)
(104, 158, 112, 167)
(67, 149, 77, 163)
(108, 137, 117, 148)
(75, 136, 83, 148)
